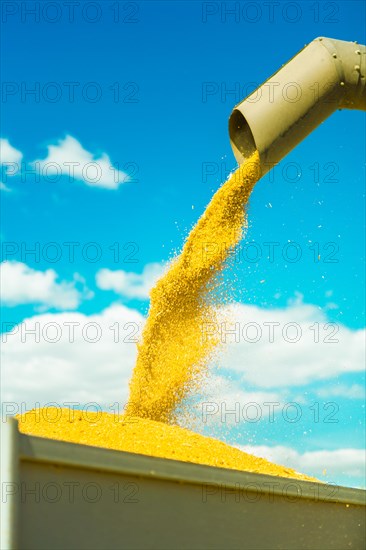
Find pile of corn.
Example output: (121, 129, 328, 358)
(17, 152, 317, 481)
(17, 408, 316, 481)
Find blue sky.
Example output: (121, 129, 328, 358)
(1, 1, 365, 488)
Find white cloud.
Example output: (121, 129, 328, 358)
(190, 374, 282, 427)
(0, 261, 91, 310)
(96, 263, 166, 299)
(316, 384, 366, 399)
(0, 138, 23, 168)
(237, 444, 366, 484)
(0, 138, 23, 188)
(215, 299, 365, 388)
(32, 135, 128, 189)
(1, 304, 144, 408)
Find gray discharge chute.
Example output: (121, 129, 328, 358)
(229, 37, 366, 175)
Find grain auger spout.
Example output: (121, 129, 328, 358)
(229, 37, 366, 175)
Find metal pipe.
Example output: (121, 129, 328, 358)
(229, 37, 366, 175)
